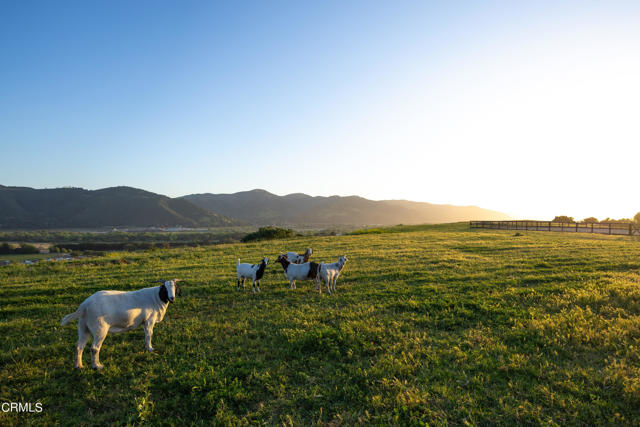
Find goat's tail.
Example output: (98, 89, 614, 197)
(60, 309, 81, 326)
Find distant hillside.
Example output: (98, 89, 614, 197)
(182, 189, 511, 226)
(0, 185, 240, 229)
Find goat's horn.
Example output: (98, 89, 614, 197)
(173, 279, 182, 282)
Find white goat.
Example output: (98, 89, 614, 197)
(286, 248, 312, 264)
(319, 255, 348, 294)
(237, 257, 268, 292)
(275, 254, 320, 291)
(60, 279, 182, 369)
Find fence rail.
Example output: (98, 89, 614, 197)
(470, 220, 640, 236)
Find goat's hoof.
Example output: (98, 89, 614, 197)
(92, 364, 104, 370)
(75, 365, 83, 369)
(147, 347, 155, 352)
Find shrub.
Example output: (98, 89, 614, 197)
(0, 242, 12, 255)
(241, 226, 295, 243)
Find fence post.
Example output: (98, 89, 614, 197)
(609, 223, 611, 235)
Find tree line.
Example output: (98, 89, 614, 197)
(0, 242, 40, 255)
(552, 213, 640, 224)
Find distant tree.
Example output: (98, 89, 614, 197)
(601, 218, 632, 224)
(15, 243, 39, 254)
(0, 242, 12, 254)
(582, 217, 599, 223)
(552, 216, 574, 223)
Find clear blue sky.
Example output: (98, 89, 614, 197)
(1, 1, 639, 220)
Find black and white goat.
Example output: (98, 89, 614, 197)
(275, 254, 320, 291)
(236, 257, 268, 292)
(319, 255, 348, 294)
(60, 279, 182, 369)
(285, 248, 312, 264)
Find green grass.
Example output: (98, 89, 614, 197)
(347, 222, 464, 235)
(2, 224, 640, 425)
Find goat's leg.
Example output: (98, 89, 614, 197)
(143, 319, 155, 352)
(237, 278, 241, 291)
(252, 280, 256, 293)
(75, 321, 91, 369)
(256, 280, 261, 292)
(326, 278, 331, 294)
(90, 325, 109, 370)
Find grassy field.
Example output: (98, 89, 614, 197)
(1, 223, 640, 425)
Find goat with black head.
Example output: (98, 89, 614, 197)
(275, 254, 321, 291)
(236, 257, 268, 292)
(60, 279, 182, 369)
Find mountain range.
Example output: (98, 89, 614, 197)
(183, 189, 511, 226)
(0, 185, 511, 229)
(0, 185, 238, 229)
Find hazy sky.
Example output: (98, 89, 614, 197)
(1, 1, 639, 220)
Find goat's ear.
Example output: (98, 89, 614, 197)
(176, 283, 182, 297)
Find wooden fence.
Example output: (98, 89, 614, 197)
(470, 220, 640, 236)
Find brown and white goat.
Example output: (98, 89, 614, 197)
(285, 248, 312, 264)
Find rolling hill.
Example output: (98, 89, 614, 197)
(0, 185, 511, 229)
(0, 185, 240, 229)
(183, 189, 511, 226)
